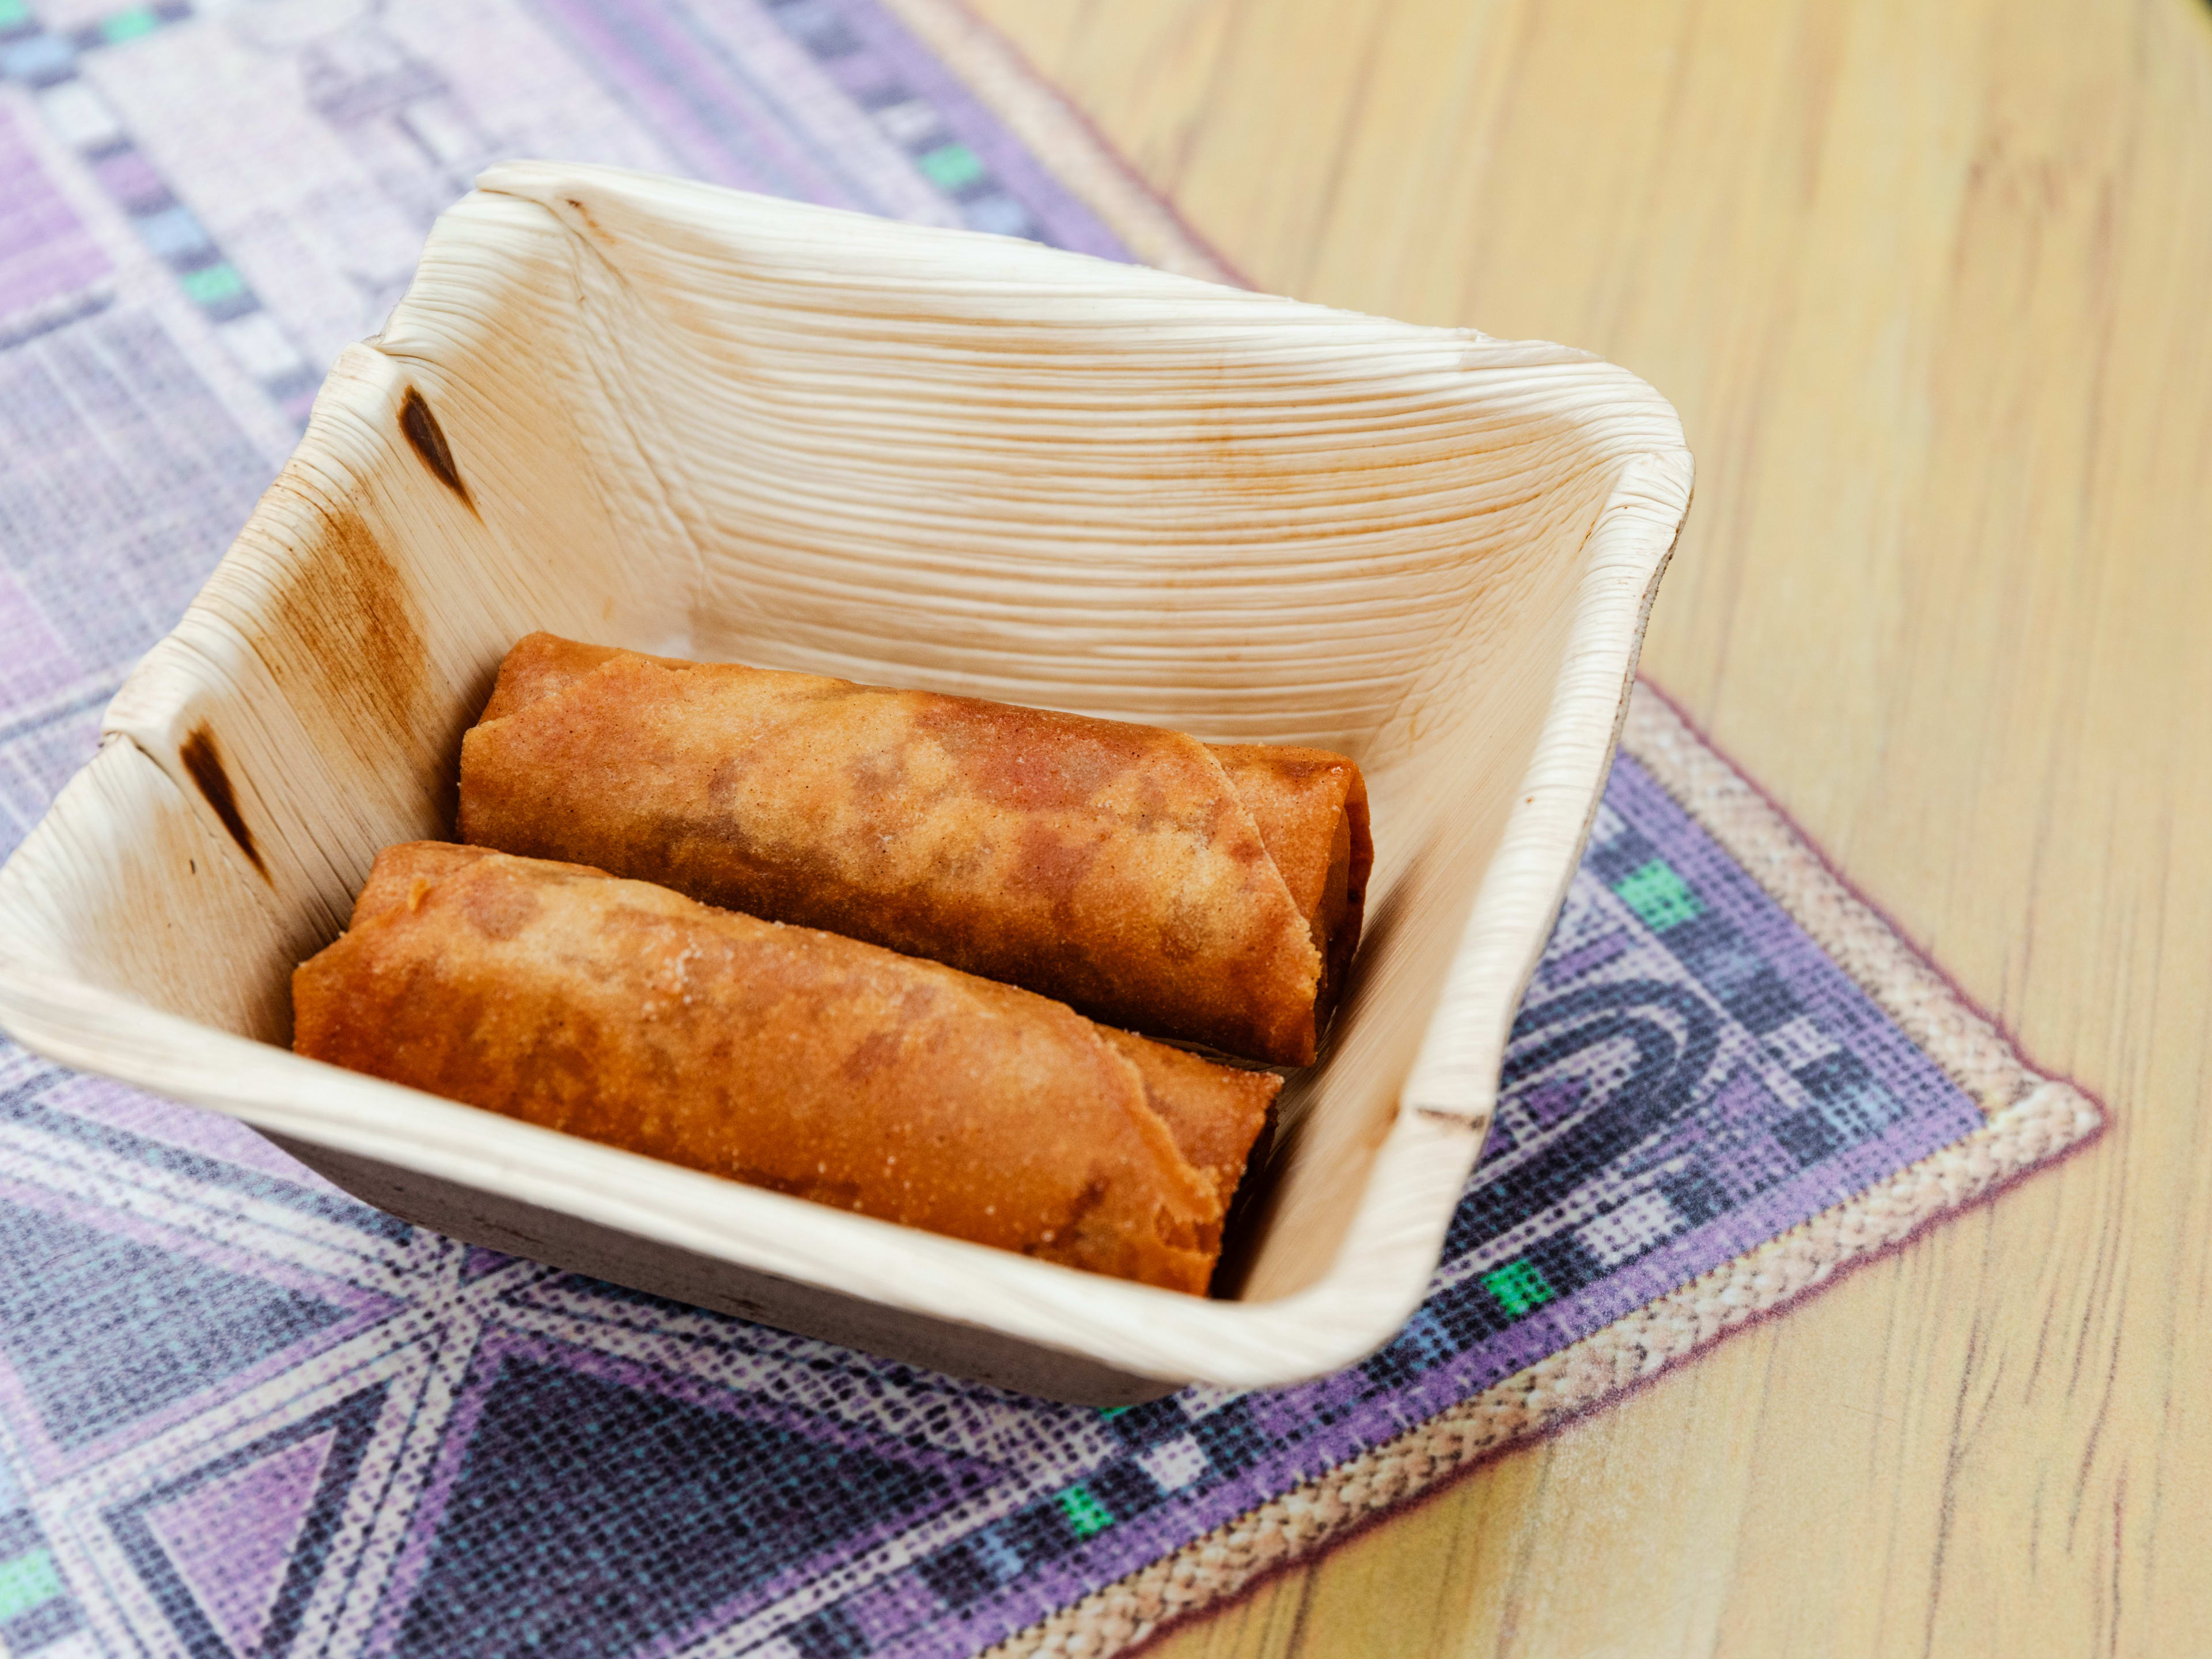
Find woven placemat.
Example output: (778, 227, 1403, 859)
(995, 685, 2100, 1659)
(0, 4, 2099, 1657)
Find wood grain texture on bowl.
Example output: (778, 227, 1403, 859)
(0, 164, 1690, 1397)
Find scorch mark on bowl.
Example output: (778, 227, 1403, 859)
(399, 387, 474, 513)
(178, 724, 268, 881)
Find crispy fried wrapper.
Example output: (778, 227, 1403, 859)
(293, 843, 1278, 1293)
(460, 634, 1372, 1064)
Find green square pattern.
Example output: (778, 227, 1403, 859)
(0, 1547, 62, 1623)
(915, 142, 985, 191)
(1613, 857, 1706, 932)
(0, 0, 32, 29)
(1058, 1485, 1114, 1539)
(1480, 1258, 1555, 1317)
(102, 5, 161, 40)
(180, 263, 247, 305)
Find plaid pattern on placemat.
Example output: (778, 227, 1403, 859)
(0, 3, 2099, 1657)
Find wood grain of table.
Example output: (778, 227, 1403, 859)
(963, 1, 2212, 1653)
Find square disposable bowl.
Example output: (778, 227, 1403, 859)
(0, 162, 1691, 1405)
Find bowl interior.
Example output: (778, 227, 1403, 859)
(46, 164, 1683, 1309)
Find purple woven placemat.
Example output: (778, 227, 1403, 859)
(0, 4, 2099, 1657)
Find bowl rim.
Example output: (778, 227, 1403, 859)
(0, 167, 1694, 1391)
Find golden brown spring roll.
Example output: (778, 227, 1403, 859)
(293, 843, 1278, 1293)
(459, 634, 1372, 1065)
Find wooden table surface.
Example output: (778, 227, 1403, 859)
(965, 1, 2212, 1653)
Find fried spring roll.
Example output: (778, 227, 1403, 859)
(460, 634, 1372, 1065)
(293, 843, 1277, 1293)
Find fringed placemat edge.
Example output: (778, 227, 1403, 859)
(990, 686, 2103, 1659)
(872, 0, 1247, 287)
(1619, 683, 2063, 1121)
(994, 1085, 2095, 1659)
